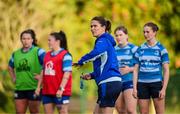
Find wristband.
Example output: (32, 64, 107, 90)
(59, 87, 65, 91)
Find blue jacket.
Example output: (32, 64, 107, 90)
(78, 33, 121, 85)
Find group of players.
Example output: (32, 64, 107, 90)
(8, 16, 169, 114)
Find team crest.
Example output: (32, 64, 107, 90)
(17, 58, 30, 72)
(140, 50, 144, 55)
(44, 61, 55, 76)
(125, 50, 130, 54)
(154, 50, 159, 56)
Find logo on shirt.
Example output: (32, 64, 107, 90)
(140, 50, 144, 55)
(16, 58, 30, 72)
(154, 50, 160, 56)
(44, 61, 55, 76)
(125, 50, 130, 54)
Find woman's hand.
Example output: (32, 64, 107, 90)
(159, 88, 166, 99)
(34, 73, 41, 80)
(56, 90, 63, 98)
(73, 63, 80, 66)
(132, 89, 138, 99)
(35, 87, 41, 96)
(73, 63, 83, 68)
(81, 73, 91, 80)
(119, 66, 132, 75)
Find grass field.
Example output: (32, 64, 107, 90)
(0, 70, 179, 113)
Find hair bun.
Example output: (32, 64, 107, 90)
(59, 30, 66, 37)
(59, 30, 64, 34)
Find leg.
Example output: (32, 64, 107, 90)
(153, 98, 165, 114)
(138, 99, 150, 114)
(100, 81, 122, 114)
(44, 103, 55, 114)
(137, 82, 151, 114)
(115, 92, 127, 114)
(101, 107, 114, 114)
(28, 100, 41, 114)
(15, 99, 28, 114)
(57, 103, 69, 114)
(93, 104, 101, 114)
(150, 82, 164, 114)
(124, 89, 137, 114)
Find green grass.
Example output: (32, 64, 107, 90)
(0, 70, 180, 113)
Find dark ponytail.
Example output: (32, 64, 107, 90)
(20, 29, 37, 46)
(105, 20, 111, 33)
(50, 30, 68, 50)
(91, 16, 111, 33)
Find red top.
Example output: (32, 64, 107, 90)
(42, 50, 72, 96)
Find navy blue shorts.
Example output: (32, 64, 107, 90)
(14, 90, 41, 101)
(122, 81, 133, 92)
(97, 81, 122, 107)
(137, 81, 162, 99)
(42, 95, 70, 105)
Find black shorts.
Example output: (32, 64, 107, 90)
(122, 81, 133, 92)
(137, 81, 162, 99)
(97, 81, 122, 107)
(14, 90, 41, 101)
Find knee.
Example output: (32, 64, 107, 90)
(126, 108, 136, 114)
(93, 109, 100, 114)
(155, 110, 164, 114)
(115, 105, 126, 114)
(60, 108, 68, 114)
(16, 111, 25, 114)
(29, 107, 40, 113)
(116, 109, 127, 114)
(140, 110, 149, 114)
(57, 106, 68, 114)
(155, 106, 164, 114)
(127, 109, 136, 114)
(93, 111, 100, 114)
(29, 110, 39, 114)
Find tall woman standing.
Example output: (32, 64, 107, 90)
(74, 16, 122, 114)
(8, 29, 46, 114)
(133, 22, 170, 114)
(114, 26, 138, 114)
(35, 31, 72, 114)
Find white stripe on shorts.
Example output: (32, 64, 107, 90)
(98, 77, 122, 85)
(63, 100, 70, 104)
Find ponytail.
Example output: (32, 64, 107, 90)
(59, 30, 68, 50)
(105, 20, 111, 33)
(50, 30, 68, 50)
